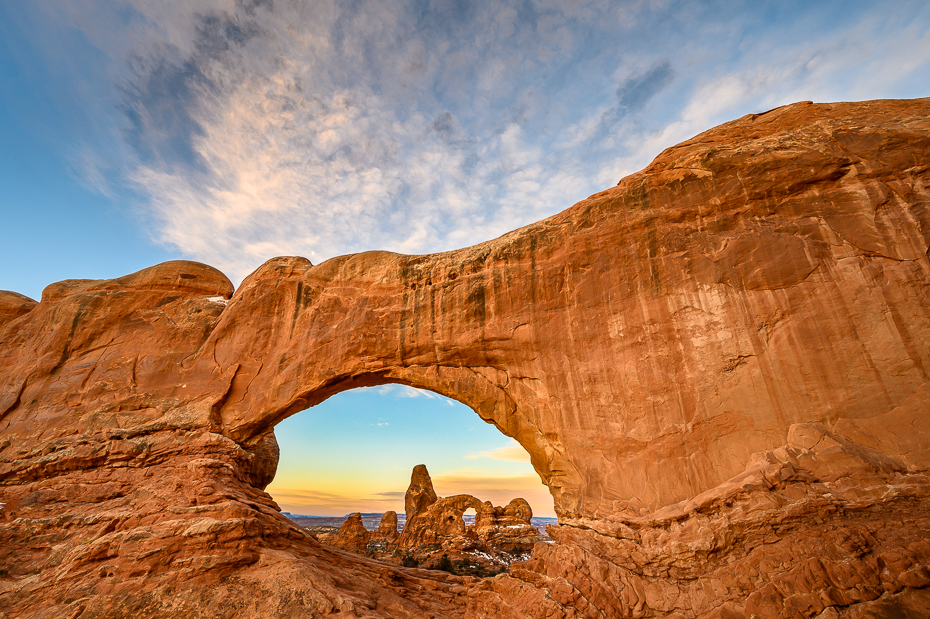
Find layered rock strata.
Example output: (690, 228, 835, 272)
(2, 98, 930, 618)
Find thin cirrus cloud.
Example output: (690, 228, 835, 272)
(270, 486, 402, 515)
(270, 471, 550, 516)
(431, 470, 552, 511)
(30, 0, 930, 282)
(375, 384, 455, 405)
(465, 440, 532, 463)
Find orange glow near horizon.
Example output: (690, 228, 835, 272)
(265, 385, 557, 518)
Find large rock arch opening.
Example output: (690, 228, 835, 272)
(193, 252, 587, 517)
(262, 382, 556, 522)
(2, 98, 930, 618)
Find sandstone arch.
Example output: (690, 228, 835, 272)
(192, 253, 584, 515)
(2, 98, 930, 618)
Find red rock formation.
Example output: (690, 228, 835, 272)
(246, 430, 279, 491)
(395, 493, 484, 550)
(395, 465, 476, 549)
(2, 98, 930, 618)
(0, 291, 36, 329)
(474, 499, 537, 548)
(405, 463, 438, 522)
(392, 466, 535, 553)
(372, 510, 398, 542)
(334, 513, 371, 552)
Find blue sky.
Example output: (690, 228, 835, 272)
(1, 0, 928, 517)
(267, 385, 555, 517)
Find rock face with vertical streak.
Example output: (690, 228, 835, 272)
(2, 99, 930, 617)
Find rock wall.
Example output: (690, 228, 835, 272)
(2, 98, 930, 618)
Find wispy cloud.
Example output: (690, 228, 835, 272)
(31, 0, 930, 283)
(375, 384, 440, 400)
(374, 490, 406, 499)
(268, 485, 404, 516)
(465, 439, 531, 463)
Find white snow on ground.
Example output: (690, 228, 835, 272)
(465, 549, 532, 565)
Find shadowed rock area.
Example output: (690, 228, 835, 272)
(2, 98, 930, 617)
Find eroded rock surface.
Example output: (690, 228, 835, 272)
(2, 99, 930, 618)
(0, 292, 36, 329)
(475, 499, 537, 548)
(334, 513, 371, 552)
(391, 465, 536, 556)
(405, 463, 439, 521)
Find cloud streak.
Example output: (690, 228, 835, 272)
(268, 485, 404, 516)
(431, 469, 553, 513)
(31, 0, 930, 283)
(466, 440, 532, 463)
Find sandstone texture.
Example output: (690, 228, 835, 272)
(2, 98, 930, 618)
(0, 291, 36, 329)
(405, 463, 439, 522)
(391, 465, 537, 556)
(334, 513, 371, 552)
(474, 498, 537, 548)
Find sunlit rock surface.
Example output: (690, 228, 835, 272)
(392, 465, 537, 553)
(334, 512, 371, 553)
(2, 98, 930, 617)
